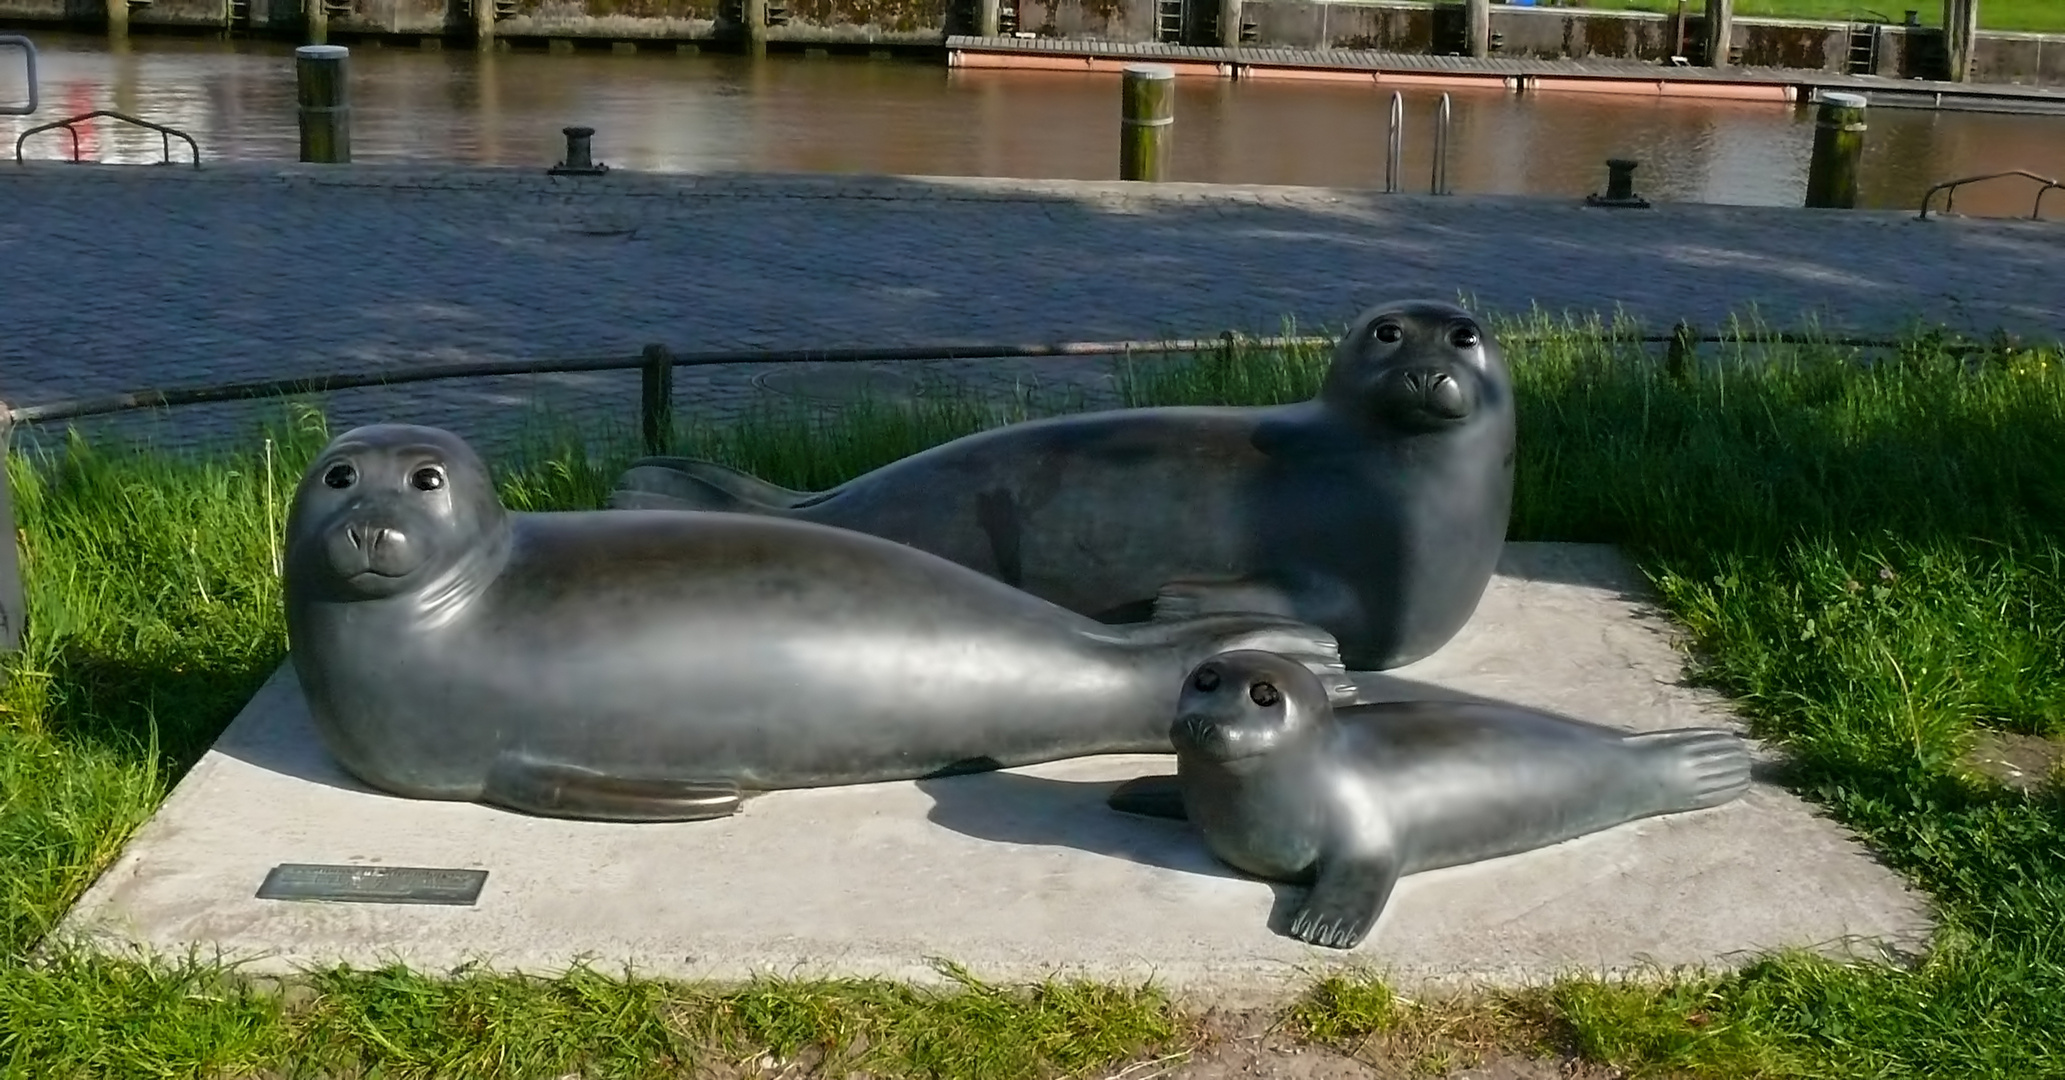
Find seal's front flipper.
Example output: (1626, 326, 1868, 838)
(482, 755, 743, 822)
(1108, 774, 1188, 820)
(1152, 577, 1302, 622)
(610, 457, 813, 515)
(1287, 848, 1399, 951)
(1627, 729, 1753, 813)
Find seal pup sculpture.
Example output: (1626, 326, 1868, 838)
(284, 424, 1357, 824)
(1112, 651, 1752, 950)
(610, 299, 1516, 671)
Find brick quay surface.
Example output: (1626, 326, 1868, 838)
(2, 162, 2059, 455)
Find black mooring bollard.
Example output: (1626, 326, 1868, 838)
(1585, 158, 1651, 209)
(550, 125, 608, 176)
(640, 344, 675, 457)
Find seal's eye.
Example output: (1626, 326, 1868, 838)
(410, 466, 446, 492)
(322, 463, 357, 489)
(1450, 324, 1481, 349)
(1249, 680, 1281, 707)
(1373, 321, 1404, 344)
(1192, 667, 1222, 693)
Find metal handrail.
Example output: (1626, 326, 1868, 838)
(0, 34, 34, 117)
(1432, 92, 1452, 196)
(1917, 169, 2064, 220)
(13, 109, 201, 169)
(1384, 91, 1453, 196)
(1385, 91, 1403, 194)
(8, 326, 2048, 429)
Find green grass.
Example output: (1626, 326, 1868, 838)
(3, 315, 2064, 1077)
(1573, 0, 2063, 33)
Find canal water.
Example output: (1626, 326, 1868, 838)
(3, 30, 2063, 216)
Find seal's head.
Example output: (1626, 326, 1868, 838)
(1172, 650, 1334, 766)
(1319, 299, 1509, 434)
(285, 424, 509, 601)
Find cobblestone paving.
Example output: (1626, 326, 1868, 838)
(2, 162, 2060, 457)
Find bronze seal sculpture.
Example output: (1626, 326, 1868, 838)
(283, 424, 1356, 823)
(611, 299, 1515, 671)
(1113, 651, 1752, 950)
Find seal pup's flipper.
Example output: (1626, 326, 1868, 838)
(1113, 612, 1359, 708)
(482, 755, 744, 822)
(610, 457, 814, 514)
(1288, 845, 1401, 951)
(1107, 774, 1186, 820)
(1626, 729, 1754, 812)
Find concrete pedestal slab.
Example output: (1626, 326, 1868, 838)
(55, 543, 1933, 1001)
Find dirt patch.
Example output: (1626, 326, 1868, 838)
(1144, 1009, 1629, 1080)
(1961, 731, 2065, 792)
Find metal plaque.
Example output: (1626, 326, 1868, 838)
(255, 863, 488, 906)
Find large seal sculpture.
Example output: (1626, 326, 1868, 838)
(611, 299, 1516, 671)
(283, 424, 1357, 823)
(1111, 651, 1752, 950)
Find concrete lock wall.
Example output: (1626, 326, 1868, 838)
(0, 0, 2058, 84)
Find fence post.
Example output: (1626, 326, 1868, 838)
(296, 45, 351, 164)
(1120, 64, 1174, 183)
(1666, 321, 1699, 381)
(0, 406, 25, 655)
(641, 344, 675, 457)
(1804, 93, 1867, 210)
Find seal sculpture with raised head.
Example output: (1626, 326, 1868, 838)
(1111, 650, 1752, 950)
(283, 424, 1357, 823)
(611, 299, 1516, 671)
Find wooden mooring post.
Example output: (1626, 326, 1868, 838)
(296, 45, 351, 163)
(1704, 0, 1733, 67)
(1218, 0, 1243, 48)
(742, 0, 769, 57)
(1119, 64, 1173, 183)
(1805, 93, 1867, 209)
(1466, 0, 1491, 59)
(976, 0, 1001, 38)
(475, 0, 496, 48)
(1942, 0, 1978, 82)
(303, 0, 327, 45)
(104, 0, 127, 38)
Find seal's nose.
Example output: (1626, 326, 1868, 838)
(1402, 368, 1469, 419)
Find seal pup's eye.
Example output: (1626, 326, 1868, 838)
(410, 466, 447, 492)
(1249, 680, 1281, 707)
(322, 463, 357, 489)
(1192, 667, 1222, 693)
(1449, 324, 1481, 349)
(1373, 321, 1405, 344)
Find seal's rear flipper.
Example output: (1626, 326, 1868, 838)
(483, 755, 744, 822)
(610, 457, 814, 515)
(1108, 774, 1187, 820)
(1626, 729, 1753, 812)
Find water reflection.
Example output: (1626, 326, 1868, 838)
(1, 29, 2061, 216)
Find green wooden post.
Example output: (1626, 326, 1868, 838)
(641, 345, 675, 457)
(1666, 321, 1699, 381)
(1466, 0, 1491, 58)
(475, 0, 496, 48)
(1704, 0, 1732, 67)
(0, 407, 25, 655)
(303, 0, 327, 44)
(977, 0, 1000, 37)
(1805, 92, 1867, 209)
(296, 45, 351, 164)
(105, 0, 128, 37)
(1120, 64, 1174, 183)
